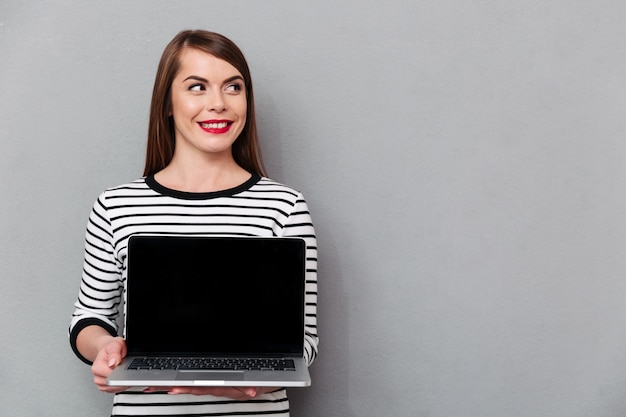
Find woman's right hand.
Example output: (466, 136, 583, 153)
(91, 336, 128, 393)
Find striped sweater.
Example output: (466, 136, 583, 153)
(69, 174, 318, 416)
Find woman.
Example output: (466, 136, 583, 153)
(69, 30, 318, 416)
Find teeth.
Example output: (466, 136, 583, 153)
(201, 122, 228, 129)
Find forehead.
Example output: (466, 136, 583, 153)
(175, 48, 243, 80)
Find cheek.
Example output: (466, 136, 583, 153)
(173, 97, 202, 121)
(233, 103, 247, 137)
(235, 99, 248, 122)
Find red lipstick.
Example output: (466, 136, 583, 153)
(198, 120, 233, 134)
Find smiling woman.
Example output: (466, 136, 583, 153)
(144, 30, 266, 180)
(68, 30, 318, 417)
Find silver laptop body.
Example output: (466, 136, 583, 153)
(106, 235, 311, 387)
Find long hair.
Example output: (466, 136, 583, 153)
(143, 30, 266, 177)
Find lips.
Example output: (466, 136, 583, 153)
(198, 120, 233, 134)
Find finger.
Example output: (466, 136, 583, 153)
(144, 386, 173, 393)
(236, 387, 258, 398)
(167, 386, 250, 399)
(98, 385, 128, 394)
(254, 387, 273, 396)
(106, 343, 124, 368)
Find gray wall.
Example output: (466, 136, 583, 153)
(2, 1, 626, 416)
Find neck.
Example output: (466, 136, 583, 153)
(155, 153, 251, 193)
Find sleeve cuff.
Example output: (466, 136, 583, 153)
(69, 318, 118, 365)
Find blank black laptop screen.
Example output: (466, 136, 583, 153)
(125, 235, 306, 357)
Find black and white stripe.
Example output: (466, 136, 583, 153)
(69, 174, 318, 416)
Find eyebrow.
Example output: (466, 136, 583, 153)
(182, 75, 244, 84)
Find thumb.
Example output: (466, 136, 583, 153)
(108, 356, 119, 368)
(106, 341, 124, 368)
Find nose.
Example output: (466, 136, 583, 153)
(207, 90, 226, 112)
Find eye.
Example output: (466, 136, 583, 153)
(225, 82, 243, 93)
(189, 83, 205, 92)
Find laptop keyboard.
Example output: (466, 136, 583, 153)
(128, 357, 296, 371)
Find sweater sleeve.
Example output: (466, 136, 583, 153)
(281, 192, 319, 366)
(68, 192, 123, 364)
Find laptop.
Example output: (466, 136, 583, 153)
(106, 234, 311, 387)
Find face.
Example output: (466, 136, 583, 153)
(169, 48, 247, 161)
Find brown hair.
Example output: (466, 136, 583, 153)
(143, 30, 266, 177)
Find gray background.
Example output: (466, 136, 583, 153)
(2, 1, 626, 416)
